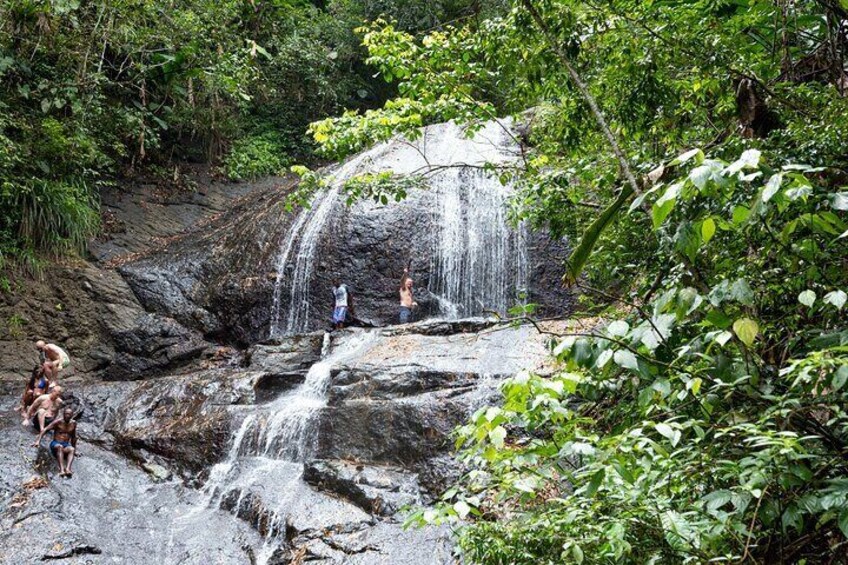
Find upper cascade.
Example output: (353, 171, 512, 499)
(269, 119, 530, 338)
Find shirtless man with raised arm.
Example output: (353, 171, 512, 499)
(26, 386, 63, 431)
(399, 268, 418, 324)
(33, 407, 77, 477)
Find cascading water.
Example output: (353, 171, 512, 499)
(428, 167, 529, 317)
(187, 330, 378, 564)
(267, 118, 529, 337)
(267, 190, 331, 339)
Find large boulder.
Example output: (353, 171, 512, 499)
(303, 459, 423, 516)
(106, 369, 263, 473)
(118, 179, 295, 346)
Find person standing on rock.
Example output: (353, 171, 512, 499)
(25, 386, 64, 431)
(35, 340, 70, 383)
(332, 278, 353, 330)
(33, 407, 77, 478)
(399, 268, 418, 324)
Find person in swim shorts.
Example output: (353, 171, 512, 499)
(332, 278, 354, 330)
(33, 407, 77, 477)
(399, 268, 418, 324)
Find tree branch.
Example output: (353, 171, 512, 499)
(520, 0, 642, 198)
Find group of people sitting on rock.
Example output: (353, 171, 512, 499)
(17, 340, 78, 478)
(331, 267, 419, 330)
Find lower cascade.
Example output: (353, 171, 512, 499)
(155, 321, 547, 563)
(196, 331, 376, 564)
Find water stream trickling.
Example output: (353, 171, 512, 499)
(267, 119, 529, 338)
(186, 330, 378, 564)
(428, 167, 529, 317)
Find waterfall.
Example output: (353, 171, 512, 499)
(282, 189, 341, 335)
(428, 167, 528, 317)
(268, 191, 330, 339)
(191, 330, 378, 564)
(267, 118, 529, 337)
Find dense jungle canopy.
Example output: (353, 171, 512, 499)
(2, 0, 848, 563)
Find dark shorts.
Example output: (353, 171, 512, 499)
(399, 306, 412, 324)
(50, 439, 71, 456)
(32, 415, 53, 432)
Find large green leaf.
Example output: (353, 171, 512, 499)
(564, 185, 634, 284)
(733, 318, 759, 346)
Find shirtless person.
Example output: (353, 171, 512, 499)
(26, 386, 64, 432)
(399, 268, 418, 324)
(35, 340, 70, 382)
(33, 407, 77, 477)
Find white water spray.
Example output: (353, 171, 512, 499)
(267, 118, 529, 337)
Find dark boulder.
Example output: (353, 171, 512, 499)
(246, 332, 325, 374)
(315, 393, 473, 466)
(104, 312, 209, 380)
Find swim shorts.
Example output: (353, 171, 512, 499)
(50, 439, 71, 456)
(333, 306, 348, 324)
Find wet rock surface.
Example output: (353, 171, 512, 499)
(247, 332, 325, 374)
(0, 320, 551, 564)
(303, 459, 422, 516)
(106, 369, 262, 474)
(116, 124, 574, 344)
(117, 177, 299, 346)
(0, 395, 261, 565)
(0, 128, 569, 563)
(1, 169, 281, 383)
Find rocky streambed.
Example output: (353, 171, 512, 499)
(0, 319, 552, 564)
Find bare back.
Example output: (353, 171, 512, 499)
(34, 394, 63, 417)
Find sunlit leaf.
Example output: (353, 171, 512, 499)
(733, 318, 759, 346)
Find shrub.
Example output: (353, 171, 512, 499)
(222, 132, 292, 181)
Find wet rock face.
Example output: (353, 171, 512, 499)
(107, 369, 262, 473)
(246, 332, 325, 374)
(104, 312, 208, 380)
(118, 180, 296, 346)
(303, 459, 423, 516)
(314, 322, 544, 475)
(0, 394, 262, 565)
(119, 184, 573, 343)
(117, 123, 574, 345)
(317, 392, 477, 466)
(1, 321, 551, 564)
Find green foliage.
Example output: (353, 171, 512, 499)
(408, 150, 848, 563)
(341, 171, 422, 205)
(5, 312, 26, 338)
(0, 0, 506, 276)
(301, 2, 848, 562)
(223, 132, 291, 181)
(288, 165, 423, 208)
